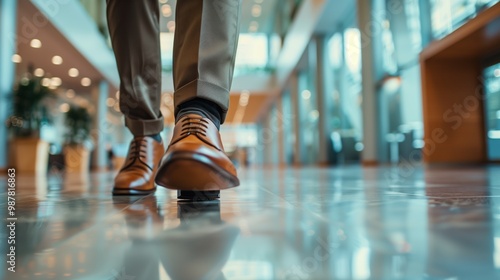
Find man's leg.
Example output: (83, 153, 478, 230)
(155, 0, 242, 197)
(107, 0, 165, 195)
(173, 0, 241, 128)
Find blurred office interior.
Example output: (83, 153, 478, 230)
(1, 1, 500, 279)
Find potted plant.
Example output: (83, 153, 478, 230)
(8, 76, 54, 175)
(63, 105, 92, 173)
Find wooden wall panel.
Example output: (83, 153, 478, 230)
(421, 58, 487, 163)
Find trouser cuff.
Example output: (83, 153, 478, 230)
(125, 115, 164, 136)
(174, 79, 230, 123)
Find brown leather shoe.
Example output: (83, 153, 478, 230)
(155, 114, 239, 192)
(113, 137, 165, 195)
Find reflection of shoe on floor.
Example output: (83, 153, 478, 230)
(155, 114, 240, 194)
(113, 137, 165, 195)
(112, 196, 163, 241)
(158, 201, 239, 280)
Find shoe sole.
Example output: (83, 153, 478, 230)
(112, 187, 156, 196)
(155, 152, 239, 192)
(177, 190, 220, 200)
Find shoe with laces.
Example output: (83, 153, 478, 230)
(113, 137, 165, 195)
(155, 114, 240, 197)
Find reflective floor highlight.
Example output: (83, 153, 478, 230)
(2, 165, 500, 280)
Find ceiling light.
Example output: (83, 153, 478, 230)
(167, 21, 176, 32)
(52, 55, 63, 65)
(106, 98, 116, 107)
(30, 39, 42, 48)
(59, 103, 70, 113)
(34, 68, 45, 77)
(383, 20, 390, 29)
(81, 77, 91, 87)
(159, 0, 168, 3)
(249, 21, 259, 32)
(68, 68, 79, 77)
(494, 69, 500, 78)
(66, 89, 75, 98)
(309, 110, 319, 120)
(41, 78, 51, 87)
(162, 4, 172, 17)
(12, 54, 22, 63)
(251, 5, 262, 17)
(50, 77, 62, 87)
(239, 90, 250, 106)
(302, 90, 311, 100)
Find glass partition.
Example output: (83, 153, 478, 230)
(483, 63, 500, 160)
(430, 0, 500, 39)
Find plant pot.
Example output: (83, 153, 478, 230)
(14, 138, 49, 175)
(64, 145, 90, 174)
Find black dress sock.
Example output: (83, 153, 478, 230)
(176, 98, 223, 130)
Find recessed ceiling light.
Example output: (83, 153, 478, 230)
(494, 69, 500, 78)
(106, 98, 116, 107)
(249, 21, 259, 32)
(34, 68, 44, 77)
(30, 39, 42, 48)
(239, 90, 250, 106)
(167, 21, 176, 32)
(12, 54, 22, 63)
(52, 55, 63, 65)
(68, 68, 79, 77)
(159, 0, 167, 3)
(81, 77, 91, 87)
(41, 78, 51, 87)
(59, 103, 70, 113)
(310, 110, 319, 119)
(162, 4, 172, 17)
(50, 77, 62, 87)
(66, 89, 75, 98)
(251, 5, 261, 17)
(301, 90, 311, 100)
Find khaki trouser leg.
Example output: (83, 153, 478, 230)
(173, 0, 242, 123)
(106, 0, 164, 136)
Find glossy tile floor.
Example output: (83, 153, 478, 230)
(1, 165, 500, 280)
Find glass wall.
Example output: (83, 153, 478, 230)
(483, 63, 500, 160)
(430, 0, 500, 39)
(298, 66, 320, 164)
(271, 0, 500, 165)
(380, 0, 425, 163)
(326, 20, 364, 163)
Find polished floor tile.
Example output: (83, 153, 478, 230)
(1, 165, 500, 280)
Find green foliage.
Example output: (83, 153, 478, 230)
(65, 105, 92, 145)
(9, 77, 54, 138)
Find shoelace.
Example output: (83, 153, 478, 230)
(180, 116, 209, 137)
(128, 138, 148, 160)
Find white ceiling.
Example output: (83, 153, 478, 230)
(15, 1, 111, 94)
(13, 0, 344, 125)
